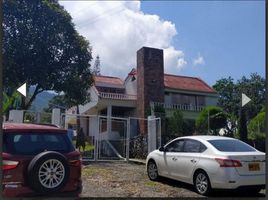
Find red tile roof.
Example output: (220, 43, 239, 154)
(164, 74, 216, 93)
(94, 71, 216, 94)
(94, 75, 124, 88)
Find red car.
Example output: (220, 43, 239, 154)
(2, 123, 82, 197)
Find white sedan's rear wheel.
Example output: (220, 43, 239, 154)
(147, 160, 159, 181)
(194, 171, 211, 196)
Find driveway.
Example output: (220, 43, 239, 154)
(81, 161, 265, 198)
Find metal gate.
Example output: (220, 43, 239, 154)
(61, 114, 161, 161)
(24, 111, 52, 124)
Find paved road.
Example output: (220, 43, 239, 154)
(81, 161, 265, 198)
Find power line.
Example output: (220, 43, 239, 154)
(67, 1, 100, 17)
(76, 5, 125, 28)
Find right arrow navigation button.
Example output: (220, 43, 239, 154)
(242, 93, 251, 107)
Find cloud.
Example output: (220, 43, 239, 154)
(59, 1, 186, 78)
(193, 53, 205, 65)
(164, 47, 187, 72)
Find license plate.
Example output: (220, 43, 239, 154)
(248, 163, 260, 171)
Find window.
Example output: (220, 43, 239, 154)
(165, 140, 184, 152)
(196, 96, 205, 106)
(172, 94, 196, 106)
(200, 143, 207, 153)
(208, 139, 256, 152)
(183, 139, 202, 153)
(3, 133, 75, 155)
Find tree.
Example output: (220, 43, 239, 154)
(167, 110, 183, 136)
(182, 119, 196, 136)
(248, 111, 265, 141)
(43, 94, 68, 113)
(92, 55, 101, 75)
(3, 0, 93, 110)
(213, 77, 239, 115)
(3, 91, 21, 118)
(223, 113, 237, 137)
(213, 73, 265, 136)
(236, 73, 265, 119)
(196, 106, 227, 135)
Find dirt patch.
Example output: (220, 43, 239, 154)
(80, 162, 265, 198)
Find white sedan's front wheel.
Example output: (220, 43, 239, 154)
(147, 160, 159, 181)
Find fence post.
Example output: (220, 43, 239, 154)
(94, 116, 100, 161)
(60, 113, 66, 128)
(157, 118, 162, 148)
(9, 110, 24, 123)
(148, 115, 157, 153)
(52, 108, 61, 127)
(36, 112, 41, 123)
(126, 117, 130, 162)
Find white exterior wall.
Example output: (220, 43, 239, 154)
(125, 76, 137, 95)
(79, 87, 99, 114)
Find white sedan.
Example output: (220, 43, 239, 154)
(146, 136, 265, 195)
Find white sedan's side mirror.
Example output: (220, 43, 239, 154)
(159, 146, 165, 152)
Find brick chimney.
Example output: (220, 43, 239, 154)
(136, 47, 164, 134)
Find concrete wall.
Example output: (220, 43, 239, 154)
(9, 110, 24, 123)
(89, 116, 99, 137)
(125, 76, 137, 95)
(79, 87, 99, 114)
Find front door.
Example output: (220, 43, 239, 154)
(162, 139, 185, 179)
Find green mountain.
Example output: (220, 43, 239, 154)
(29, 87, 56, 112)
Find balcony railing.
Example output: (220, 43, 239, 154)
(99, 92, 137, 100)
(152, 102, 204, 112)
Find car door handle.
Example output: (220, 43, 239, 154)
(190, 159, 196, 163)
(172, 157, 177, 161)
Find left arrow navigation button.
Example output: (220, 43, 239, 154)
(17, 83, 27, 97)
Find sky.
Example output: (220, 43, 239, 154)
(59, 1, 265, 86)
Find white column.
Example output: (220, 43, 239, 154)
(148, 115, 157, 153)
(107, 105, 112, 137)
(126, 118, 130, 161)
(9, 110, 24, 123)
(52, 108, 61, 127)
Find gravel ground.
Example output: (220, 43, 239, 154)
(80, 161, 265, 198)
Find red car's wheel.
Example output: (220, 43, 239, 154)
(27, 151, 70, 194)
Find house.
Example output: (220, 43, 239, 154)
(66, 46, 218, 137)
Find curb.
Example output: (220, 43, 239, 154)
(128, 159, 146, 165)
